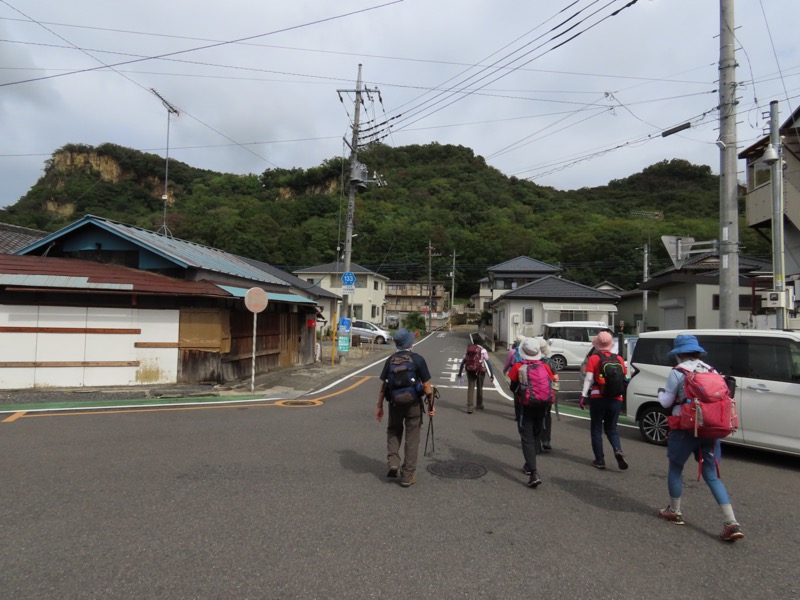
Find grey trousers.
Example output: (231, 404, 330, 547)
(387, 401, 423, 475)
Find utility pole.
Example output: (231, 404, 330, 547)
(450, 249, 456, 332)
(336, 65, 379, 363)
(150, 89, 180, 238)
(642, 243, 649, 332)
(767, 100, 787, 329)
(427, 240, 433, 333)
(718, 0, 740, 328)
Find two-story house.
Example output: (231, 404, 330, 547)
(294, 262, 388, 324)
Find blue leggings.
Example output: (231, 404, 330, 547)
(666, 431, 730, 504)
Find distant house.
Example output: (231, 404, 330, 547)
(0, 222, 47, 254)
(293, 262, 388, 324)
(639, 252, 772, 330)
(7, 214, 321, 387)
(489, 273, 619, 346)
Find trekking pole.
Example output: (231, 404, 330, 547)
(554, 392, 561, 421)
(424, 387, 439, 456)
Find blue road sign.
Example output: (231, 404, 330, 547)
(339, 317, 351, 334)
(341, 271, 356, 286)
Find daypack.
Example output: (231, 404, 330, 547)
(464, 344, 484, 373)
(671, 367, 738, 439)
(597, 353, 626, 398)
(516, 361, 554, 407)
(386, 351, 421, 406)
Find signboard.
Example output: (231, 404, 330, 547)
(341, 271, 356, 286)
(244, 287, 268, 313)
(337, 334, 350, 353)
(339, 317, 351, 334)
(343, 284, 355, 296)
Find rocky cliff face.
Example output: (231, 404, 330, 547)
(51, 150, 125, 183)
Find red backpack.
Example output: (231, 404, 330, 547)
(464, 344, 484, 373)
(670, 367, 738, 439)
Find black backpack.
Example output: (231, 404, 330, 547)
(597, 353, 625, 398)
(386, 351, 421, 406)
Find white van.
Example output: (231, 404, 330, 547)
(626, 329, 800, 456)
(543, 321, 611, 371)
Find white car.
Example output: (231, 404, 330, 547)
(543, 321, 611, 370)
(625, 329, 800, 456)
(350, 320, 393, 344)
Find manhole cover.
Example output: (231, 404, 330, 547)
(427, 461, 487, 479)
(282, 400, 316, 406)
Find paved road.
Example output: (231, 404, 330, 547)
(1, 330, 798, 599)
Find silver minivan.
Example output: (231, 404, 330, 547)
(625, 329, 800, 456)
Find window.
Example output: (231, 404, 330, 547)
(353, 305, 363, 319)
(712, 294, 756, 311)
(523, 308, 533, 323)
(371, 305, 378, 318)
(374, 281, 379, 291)
(745, 338, 800, 383)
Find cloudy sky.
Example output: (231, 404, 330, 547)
(1, 0, 797, 208)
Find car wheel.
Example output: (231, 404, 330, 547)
(375, 336, 385, 344)
(639, 405, 669, 446)
(550, 355, 567, 371)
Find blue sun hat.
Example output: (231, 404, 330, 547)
(394, 328, 414, 350)
(667, 334, 706, 357)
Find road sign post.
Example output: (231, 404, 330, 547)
(244, 287, 269, 393)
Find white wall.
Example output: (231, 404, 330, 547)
(0, 305, 179, 389)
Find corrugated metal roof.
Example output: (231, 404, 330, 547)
(0, 255, 233, 297)
(217, 285, 316, 304)
(17, 215, 287, 286)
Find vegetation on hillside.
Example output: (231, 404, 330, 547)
(0, 142, 770, 295)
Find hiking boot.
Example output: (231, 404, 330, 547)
(541, 442, 552, 452)
(720, 523, 745, 542)
(386, 466, 399, 478)
(476, 404, 485, 410)
(527, 470, 542, 488)
(399, 474, 416, 488)
(658, 506, 685, 525)
(467, 407, 474, 414)
(614, 451, 629, 470)
(591, 459, 606, 470)
(522, 463, 532, 476)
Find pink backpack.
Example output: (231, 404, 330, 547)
(671, 368, 738, 439)
(516, 361, 553, 407)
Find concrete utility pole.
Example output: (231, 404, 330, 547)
(427, 240, 434, 333)
(768, 100, 787, 329)
(340, 65, 364, 328)
(718, 0, 740, 328)
(450, 249, 456, 332)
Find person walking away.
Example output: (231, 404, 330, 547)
(579, 331, 629, 470)
(457, 333, 495, 413)
(656, 334, 744, 542)
(538, 337, 559, 452)
(376, 328, 435, 488)
(508, 338, 556, 487)
(579, 327, 615, 378)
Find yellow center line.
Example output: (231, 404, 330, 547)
(2, 411, 26, 423)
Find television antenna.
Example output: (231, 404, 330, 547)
(150, 89, 180, 238)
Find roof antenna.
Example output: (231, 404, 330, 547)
(150, 89, 180, 238)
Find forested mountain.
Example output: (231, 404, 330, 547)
(0, 142, 769, 295)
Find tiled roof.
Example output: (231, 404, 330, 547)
(488, 256, 561, 274)
(293, 261, 387, 279)
(16, 215, 288, 286)
(493, 275, 619, 301)
(0, 222, 47, 254)
(0, 254, 232, 297)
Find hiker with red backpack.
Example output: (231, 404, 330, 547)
(508, 338, 556, 488)
(656, 334, 744, 542)
(579, 331, 629, 471)
(457, 333, 494, 414)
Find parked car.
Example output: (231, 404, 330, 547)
(625, 329, 800, 456)
(543, 321, 611, 370)
(350, 320, 393, 344)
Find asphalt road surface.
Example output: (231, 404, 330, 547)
(1, 330, 798, 599)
